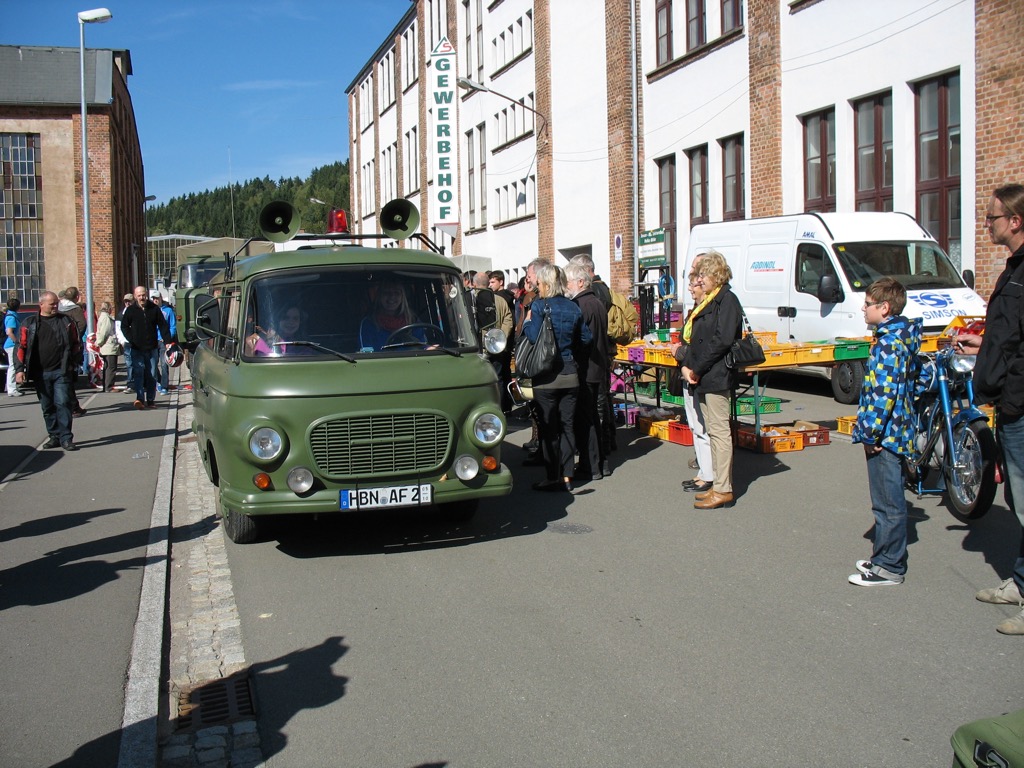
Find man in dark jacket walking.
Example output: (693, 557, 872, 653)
(14, 291, 82, 450)
(567, 262, 610, 479)
(120, 285, 170, 409)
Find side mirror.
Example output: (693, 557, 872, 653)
(962, 268, 975, 290)
(817, 274, 844, 304)
(193, 294, 219, 341)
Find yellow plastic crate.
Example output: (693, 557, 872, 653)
(645, 346, 676, 366)
(653, 420, 673, 441)
(836, 415, 857, 435)
(792, 344, 835, 365)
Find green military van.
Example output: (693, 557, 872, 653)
(189, 200, 512, 543)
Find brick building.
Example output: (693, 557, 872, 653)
(347, 0, 1023, 301)
(0, 45, 146, 312)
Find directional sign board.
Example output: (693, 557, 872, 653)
(639, 228, 667, 269)
(430, 37, 460, 239)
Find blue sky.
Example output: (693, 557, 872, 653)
(2, 0, 414, 205)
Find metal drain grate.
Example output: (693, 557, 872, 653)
(176, 672, 256, 731)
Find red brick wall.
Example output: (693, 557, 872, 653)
(747, 0, 783, 218)
(974, 0, 1024, 297)
(605, 0, 642, 295)
(534, 0, 554, 262)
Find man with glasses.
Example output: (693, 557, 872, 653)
(958, 184, 1024, 635)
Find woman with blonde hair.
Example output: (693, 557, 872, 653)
(680, 250, 743, 509)
(359, 281, 419, 351)
(95, 300, 122, 392)
(521, 263, 592, 492)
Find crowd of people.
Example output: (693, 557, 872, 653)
(3, 285, 178, 450)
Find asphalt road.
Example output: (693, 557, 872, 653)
(215, 372, 1024, 768)
(0, 382, 175, 768)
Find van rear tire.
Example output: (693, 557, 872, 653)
(831, 361, 864, 405)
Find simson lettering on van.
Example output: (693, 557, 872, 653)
(683, 212, 986, 403)
(188, 198, 511, 543)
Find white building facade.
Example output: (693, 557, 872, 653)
(347, 0, 1023, 300)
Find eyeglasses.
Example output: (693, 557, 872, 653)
(983, 214, 1009, 222)
(863, 301, 883, 308)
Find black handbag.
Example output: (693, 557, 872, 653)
(514, 304, 561, 379)
(725, 312, 766, 369)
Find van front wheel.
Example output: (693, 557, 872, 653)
(222, 504, 261, 544)
(831, 361, 864, 405)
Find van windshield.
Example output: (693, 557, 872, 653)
(241, 266, 476, 359)
(832, 241, 964, 292)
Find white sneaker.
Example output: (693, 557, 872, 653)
(7, 390, 23, 397)
(976, 578, 1024, 605)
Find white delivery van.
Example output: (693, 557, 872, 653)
(683, 212, 986, 403)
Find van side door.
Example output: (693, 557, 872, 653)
(787, 242, 843, 342)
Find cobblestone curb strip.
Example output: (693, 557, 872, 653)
(160, 391, 265, 768)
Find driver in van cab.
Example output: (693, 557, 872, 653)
(359, 282, 420, 351)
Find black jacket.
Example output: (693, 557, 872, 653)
(973, 244, 1024, 418)
(121, 300, 171, 352)
(681, 283, 742, 394)
(573, 288, 610, 384)
(15, 312, 81, 379)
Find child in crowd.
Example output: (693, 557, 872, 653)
(849, 277, 921, 586)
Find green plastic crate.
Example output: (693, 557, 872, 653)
(660, 392, 686, 406)
(733, 395, 782, 416)
(832, 340, 871, 360)
(634, 382, 657, 398)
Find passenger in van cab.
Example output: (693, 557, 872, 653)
(245, 305, 309, 356)
(359, 281, 421, 351)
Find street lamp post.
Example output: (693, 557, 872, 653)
(456, 77, 548, 136)
(78, 7, 112, 339)
(143, 194, 156, 290)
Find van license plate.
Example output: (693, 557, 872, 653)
(340, 484, 432, 510)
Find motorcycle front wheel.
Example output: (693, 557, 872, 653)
(943, 419, 998, 521)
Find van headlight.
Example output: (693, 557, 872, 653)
(473, 413, 504, 446)
(483, 328, 507, 354)
(249, 427, 284, 461)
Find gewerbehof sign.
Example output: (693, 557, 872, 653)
(430, 37, 460, 239)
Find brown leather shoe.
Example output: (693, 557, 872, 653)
(694, 491, 734, 509)
(694, 489, 714, 501)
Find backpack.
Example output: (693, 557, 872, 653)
(607, 289, 638, 345)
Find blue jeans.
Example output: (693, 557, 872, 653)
(131, 347, 160, 402)
(37, 368, 73, 442)
(865, 447, 908, 579)
(124, 345, 135, 388)
(997, 413, 1024, 593)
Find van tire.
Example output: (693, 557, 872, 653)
(831, 361, 864, 404)
(222, 504, 261, 544)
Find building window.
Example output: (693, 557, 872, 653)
(854, 92, 893, 212)
(494, 92, 535, 148)
(428, 0, 447, 50)
(379, 50, 395, 110)
(721, 133, 744, 221)
(686, 144, 708, 227)
(402, 23, 418, 88)
(463, 0, 473, 79)
(656, 0, 673, 66)
(721, 0, 742, 33)
(803, 108, 836, 213)
(380, 143, 397, 203)
(358, 78, 372, 130)
(491, 11, 533, 73)
(404, 126, 420, 194)
(916, 71, 961, 263)
(0, 133, 45, 298)
(656, 155, 677, 273)
(479, 123, 487, 226)
(476, 0, 485, 82)
(361, 159, 375, 219)
(686, 0, 706, 51)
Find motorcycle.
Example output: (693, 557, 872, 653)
(906, 343, 999, 521)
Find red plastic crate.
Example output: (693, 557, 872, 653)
(669, 421, 693, 446)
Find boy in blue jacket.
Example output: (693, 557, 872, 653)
(850, 278, 921, 586)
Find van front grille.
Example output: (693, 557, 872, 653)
(309, 413, 452, 478)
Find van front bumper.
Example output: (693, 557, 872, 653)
(219, 464, 513, 517)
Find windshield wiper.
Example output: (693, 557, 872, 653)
(379, 340, 462, 356)
(271, 340, 357, 362)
